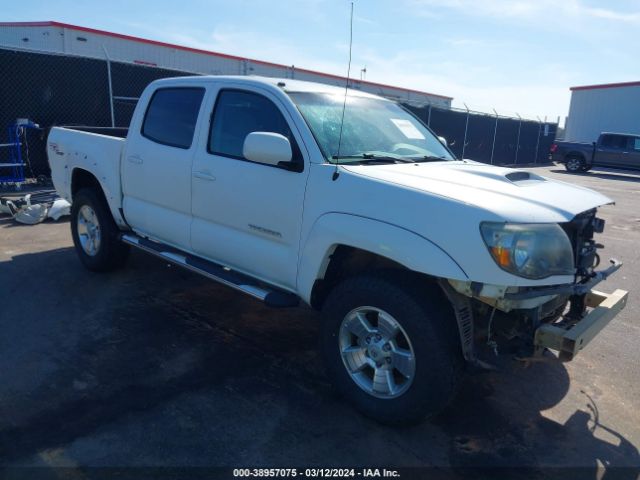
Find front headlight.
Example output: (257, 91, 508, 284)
(480, 222, 574, 279)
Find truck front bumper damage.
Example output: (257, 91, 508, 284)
(534, 288, 628, 361)
(445, 258, 628, 363)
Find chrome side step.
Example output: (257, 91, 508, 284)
(121, 234, 299, 308)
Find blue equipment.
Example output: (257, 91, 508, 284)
(0, 119, 39, 187)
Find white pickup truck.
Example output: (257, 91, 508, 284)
(48, 76, 627, 424)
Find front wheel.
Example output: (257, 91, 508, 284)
(321, 273, 463, 425)
(70, 188, 129, 271)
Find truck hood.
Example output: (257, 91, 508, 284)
(342, 161, 613, 222)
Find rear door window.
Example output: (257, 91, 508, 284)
(142, 87, 205, 149)
(600, 134, 627, 150)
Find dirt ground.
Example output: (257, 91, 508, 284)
(1, 165, 639, 479)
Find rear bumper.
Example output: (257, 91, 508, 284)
(534, 288, 628, 361)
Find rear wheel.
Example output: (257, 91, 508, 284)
(70, 188, 129, 271)
(321, 273, 463, 425)
(565, 155, 585, 173)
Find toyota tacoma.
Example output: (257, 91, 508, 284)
(47, 76, 628, 424)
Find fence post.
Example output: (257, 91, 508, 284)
(534, 116, 542, 164)
(461, 103, 470, 160)
(514, 113, 522, 165)
(427, 104, 432, 127)
(102, 45, 115, 128)
(490, 109, 498, 165)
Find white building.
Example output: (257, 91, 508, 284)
(0, 21, 452, 108)
(564, 81, 640, 142)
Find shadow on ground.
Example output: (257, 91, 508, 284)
(550, 168, 640, 184)
(0, 246, 638, 479)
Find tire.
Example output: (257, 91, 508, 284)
(565, 155, 585, 173)
(321, 273, 463, 425)
(70, 188, 129, 272)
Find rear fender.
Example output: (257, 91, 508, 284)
(565, 150, 587, 161)
(48, 127, 127, 228)
(71, 166, 127, 228)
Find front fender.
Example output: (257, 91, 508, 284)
(296, 213, 468, 303)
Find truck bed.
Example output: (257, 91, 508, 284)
(550, 139, 594, 164)
(58, 126, 129, 138)
(47, 126, 127, 227)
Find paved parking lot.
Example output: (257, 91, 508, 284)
(1, 165, 639, 479)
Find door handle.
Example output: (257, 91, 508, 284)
(193, 171, 216, 181)
(127, 155, 143, 164)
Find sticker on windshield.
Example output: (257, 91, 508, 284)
(390, 119, 425, 140)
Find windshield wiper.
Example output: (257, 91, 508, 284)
(332, 153, 413, 164)
(410, 155, 449, 163)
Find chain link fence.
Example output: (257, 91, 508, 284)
(404, 104, 558, 165)
(0, 47, 558, 179)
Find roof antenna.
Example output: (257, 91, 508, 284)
(332, 1, 354, 181)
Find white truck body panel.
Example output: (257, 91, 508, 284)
(189, 81, 310, 290)
(120, 79, 209, 250)
(342, 161, 611, 224)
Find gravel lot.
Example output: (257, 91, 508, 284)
(1, 165, 639, 479)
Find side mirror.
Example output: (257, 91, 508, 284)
(243, 132, 292, 166)
(438, 136, 448, 146)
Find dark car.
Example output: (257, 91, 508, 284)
(550, 132, 640, 172)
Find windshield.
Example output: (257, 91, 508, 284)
(288, 92, 455, 164)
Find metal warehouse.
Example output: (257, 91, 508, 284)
(0, 21, 452, 108)
(564, 81, 640, 143)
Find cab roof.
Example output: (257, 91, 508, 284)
(152, 75, 388, 100)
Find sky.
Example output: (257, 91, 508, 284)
(6, 0, 640, 122)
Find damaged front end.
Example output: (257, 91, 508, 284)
(443, 209, 628, 365)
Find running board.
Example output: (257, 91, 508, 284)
(120, 234, 299, 308)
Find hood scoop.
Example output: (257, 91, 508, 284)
(505, 170, 546, 185)
(505, 171, 531, 181)
(467, 168, 547, 185)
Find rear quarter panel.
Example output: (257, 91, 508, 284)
(47, 127, 127, 227)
